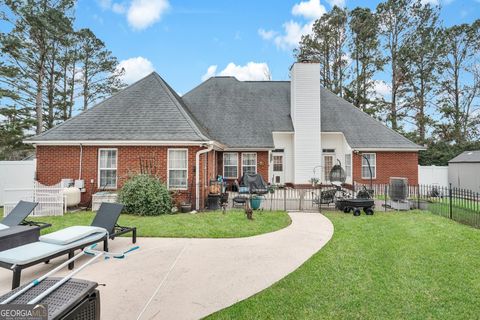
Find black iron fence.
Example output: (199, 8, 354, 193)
(227, 182, 480, 229)
(353, 182, 480, 229)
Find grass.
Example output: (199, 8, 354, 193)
(26, 209, 291, 238)
(207, 210, 480, 319)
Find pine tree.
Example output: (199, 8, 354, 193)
(435, 21, 480, 143)
(76, 28, 125, 111)
(346, 7, 384, 115)
(399, 0, 442, 143)
(377, 0, 414, 131)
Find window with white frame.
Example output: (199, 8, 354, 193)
(168, 149, 188, 189)
(98, 149, 117, 188)
(361, 153, 376, 179)
(242, 153, 257, 175)
(223, 153, 238, 178)
(273, 155, 283, 172)
(345, 154, 352, 178)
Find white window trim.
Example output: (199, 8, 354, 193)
(98, 148, 118, 189)
(241, 152, 257, 176)
(345, 154, 352, 179)
(272, 154, 284, 172)
(361, 153, 377, 179)
(223, 152, 239, 179)
(167, 148, 189, 190)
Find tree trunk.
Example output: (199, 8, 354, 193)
(35, 58, 45, 135)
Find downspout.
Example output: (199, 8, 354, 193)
(79, 144, 83, 180)
(196, 144, 214, 210)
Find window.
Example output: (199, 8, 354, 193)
(324, 155, 334, 181)
(273, 155, 283, 172)
(168, 149, 188, 189)
(223, 153, 238, 178)
(242, 153, 257, 175)
(98, 149, 117, 188)
(361, 153, 376, 179)
(345, 154, 352, 178)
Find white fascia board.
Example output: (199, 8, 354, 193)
(24, 140, 217, 146)
(353, 147, 425, 152)
(223, 147, 273, 151)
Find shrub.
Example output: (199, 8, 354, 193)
(119, 174, 172, 216)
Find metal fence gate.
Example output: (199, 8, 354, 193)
(3, 181, 65, 217)
(229, 187, 338, 211)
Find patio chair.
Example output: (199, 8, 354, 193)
(0, 201, 51, 230)
(0, 202, 136, 289)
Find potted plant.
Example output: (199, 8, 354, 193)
(310, 177, 320, 187)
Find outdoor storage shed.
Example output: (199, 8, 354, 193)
(448, 150, 480, 193)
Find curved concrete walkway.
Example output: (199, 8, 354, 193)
(0, 212, 333, 320)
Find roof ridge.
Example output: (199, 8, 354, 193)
(151, 73, 210, 141)
(183, 77, 215, 98)
(27, 73, 157, 140)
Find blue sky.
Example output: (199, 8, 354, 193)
(76, 0, 480, 95)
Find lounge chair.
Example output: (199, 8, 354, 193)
(0, 201, 51, 230)
(0, 202, 136, 289)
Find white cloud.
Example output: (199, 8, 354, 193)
(98, 0, 169, 30)
(117, 56, 155, 84)
(421, 0, 439, 5)
(292, 0, 327, 20)
(259, 0, 326, 51)
(201, 62, 271, 81)
(326, 0, 345, 7)
(127, 0, 170, 30)
(274, 20, 314, 50)
(201, 65, 218, 81)
(258, 28, 277, 40)
(372, 80, 391, 99)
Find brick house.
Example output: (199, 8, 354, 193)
(26, 62, 423, 209)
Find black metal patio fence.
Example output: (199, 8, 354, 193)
(353, 182, 480, 229)
(228, 182, 480, 229)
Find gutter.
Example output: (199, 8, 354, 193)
(195, 144, 214, 210)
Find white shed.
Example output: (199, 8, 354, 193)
(448, 151, 480, 193)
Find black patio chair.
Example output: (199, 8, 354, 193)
(0, 201, 51, 230)
(0, 202, 136, 289)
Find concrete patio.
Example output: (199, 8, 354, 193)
(0, 212, 333, 320)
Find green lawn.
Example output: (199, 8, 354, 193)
(27, 209, 291, 238)
(207, 210, 480, 319)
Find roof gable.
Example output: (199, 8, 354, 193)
(28, 72, 210, 142)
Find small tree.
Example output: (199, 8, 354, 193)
(119, 174, 172, 216)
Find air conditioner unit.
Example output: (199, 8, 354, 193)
(389, 177, 408, 202)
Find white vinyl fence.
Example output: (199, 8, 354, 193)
(0, 160, 36, 206)
(3, 181, 65, 217)
(418, 165, 448, 187)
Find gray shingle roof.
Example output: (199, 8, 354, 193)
(182, 77, 293, 148)
(449, 150, 480, 163)
(28, 72, 210, 142)
(320, 89, 422, 149)
(183, 77, 422, 149)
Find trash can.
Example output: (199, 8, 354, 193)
(207, 194, 221, 210)
(250, 197, 262, 210)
